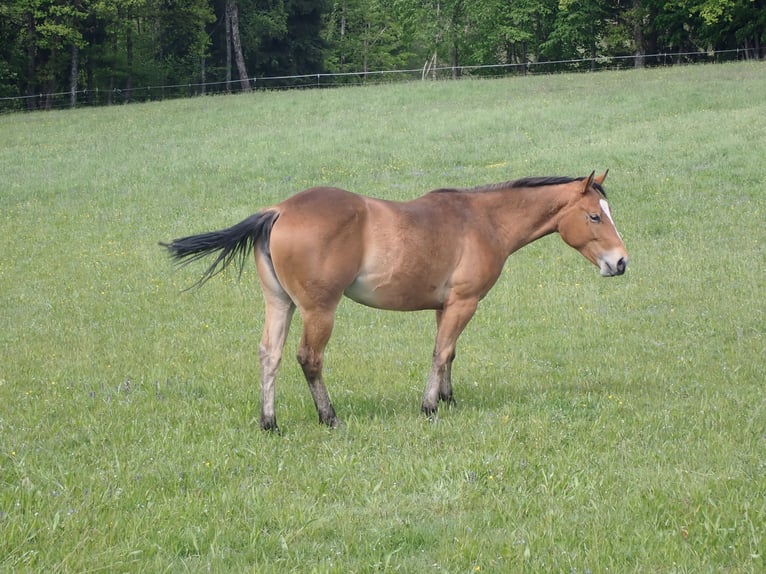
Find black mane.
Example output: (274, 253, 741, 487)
(510, 176, 583, 188)
(431, 175, 606, 198)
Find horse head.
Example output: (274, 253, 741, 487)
(557, 171, 628, 277)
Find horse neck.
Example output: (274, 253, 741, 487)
(478, 185, 573, 255)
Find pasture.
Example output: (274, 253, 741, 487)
(1, 62, 764, 572)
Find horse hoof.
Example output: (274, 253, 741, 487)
(322, 416, 344, 429)
(421, 403, 438, 416)
(260, 417, 280, 433)
(439, 395, 456, 408)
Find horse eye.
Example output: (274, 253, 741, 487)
(589, 213, 602, 223)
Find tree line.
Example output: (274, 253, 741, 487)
(1, 0, 763, 110)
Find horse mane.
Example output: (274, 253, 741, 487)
(432, 175, 607, 198)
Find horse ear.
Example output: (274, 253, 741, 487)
(582, 171, 596, 195)
(594, 170, 608, 185)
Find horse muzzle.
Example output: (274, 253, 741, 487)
(599, 252, 628, 277)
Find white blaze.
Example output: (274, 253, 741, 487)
(599, 198, 622, 239)
(599, 198, 614, 225)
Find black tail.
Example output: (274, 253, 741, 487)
(160, 210, 279, 288)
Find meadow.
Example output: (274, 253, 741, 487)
(1, 62, 764, 572)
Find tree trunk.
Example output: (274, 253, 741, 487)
(226, 0, 250, 92)
(633, 0, 645, 68)
(433, 1, 440, 80)
(70, 44, 79, 108)
(340, 4, 346, 68)
(26, 11, 37, 110)
(363, 22, 370, 76)
(200, 57, 206, 95)
(126, 16, 133, 103)
(86, 56, 94, 104)
(451, 42, 458, 79)
(450, 0, 463, 79)
(44, 77, 55, 109)
(590, 24, 597, 71)
(225, 5, 232, 90)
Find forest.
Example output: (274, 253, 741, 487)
(1, 0, 764, 110)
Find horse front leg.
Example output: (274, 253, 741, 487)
(422, 300, 478, 417)
(439, 359, 455, 406)
(434, 310, 456, 406)
(297, 308, 342, 428)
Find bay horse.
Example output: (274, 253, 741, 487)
(161, 172, 627, 431)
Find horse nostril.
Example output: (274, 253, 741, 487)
(616, 257, 627, 274)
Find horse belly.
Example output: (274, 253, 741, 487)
(341, 197, 456, 310)
(344, 270, 445, 311)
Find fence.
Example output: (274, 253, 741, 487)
(0, 48, 754, 113)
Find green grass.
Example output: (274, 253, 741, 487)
(1, 62, 764, 572)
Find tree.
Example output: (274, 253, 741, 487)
(252, 0, 326, 83)
(465, 0, 557, 71)
(8, 0, 89, 109)
(226, 0, 250, 91)
(541, 0, 611, 68)
(0, 2, 28, 103)
(390, 0, 464, 78)
(1, 0, 764, 112)
(152, 0, 215, 87)
(694, 0, 766, 59)
(323, 0, 414, 78)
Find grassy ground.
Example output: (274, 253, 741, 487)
(1, 62, 764, 572)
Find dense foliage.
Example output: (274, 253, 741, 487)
(1, 0, 764, 109)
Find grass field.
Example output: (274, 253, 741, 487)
(1, 62, 764, 572)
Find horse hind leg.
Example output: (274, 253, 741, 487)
(255, 251, 295, 432)
(256, 290, 296, 432)
(258, 295, 295, 431)
(296, 308, 341, 428)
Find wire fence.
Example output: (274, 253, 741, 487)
(0, 48, 756, 113)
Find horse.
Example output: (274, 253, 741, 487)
(161, 171, 628, 431)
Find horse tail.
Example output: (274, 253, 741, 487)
(160, 209, 280, 289)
